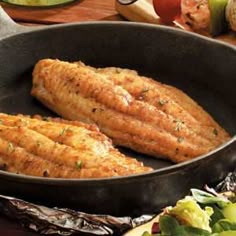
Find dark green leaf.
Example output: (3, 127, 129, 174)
(76, 160, 83, 169)
(212, 219, 236, 233)
(159, 215, 211, 236)
(210, 205, 225, 227)
(181, 226, 211, 236)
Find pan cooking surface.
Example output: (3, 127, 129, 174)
(0, 22, 235, 215)
(0, 67, 234, 171)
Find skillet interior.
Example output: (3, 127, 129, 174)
(0, 22, 235, 215)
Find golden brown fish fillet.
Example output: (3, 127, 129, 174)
(31, 59, 230, 163)
(75, 61, 229, 142)
(0, 113, 152, 178)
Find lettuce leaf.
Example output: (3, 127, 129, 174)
(222, 203, 236, 222)
(210, 205, 225, 227)
(159, 215, 211, 236)
(167, 196, 213, 232)
(212, 219, 236, 233)
(191, 189, 229, 208)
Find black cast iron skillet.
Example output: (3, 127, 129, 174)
(0, 7, 235, 217)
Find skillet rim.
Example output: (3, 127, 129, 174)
(0, 20, 235, 184)
(1, 20, 236, 49)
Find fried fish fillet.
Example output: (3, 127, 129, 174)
(0, 113, 152, 178)
(31, 59, 230, 163)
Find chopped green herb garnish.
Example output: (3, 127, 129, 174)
(76, 160, 83, 169)
(7, 142, 14, 152)
(139, 88, 151, 100)
(59, 128, 66, 136)
(36, 141, 41, 148)
(158, 99, 168, 106)
(59, 127, 72, 136)
(0, 119, 3, 125)
(174, 119, 184, 131)
(177, 137, 184, 143)
(42, 117, 49, 121)
(213, 128, 218, 136)
(141, 87, 150, 94)
(20, 118, 29, 125)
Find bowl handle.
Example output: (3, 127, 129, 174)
(0, 6, 34, 39)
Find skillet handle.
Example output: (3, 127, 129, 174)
(0, 6, 33, 39)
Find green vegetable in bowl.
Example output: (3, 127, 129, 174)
(213, 219, 236, 232)
(216, 231, 236, 236)
(159, 215, 212, 236)
(223, 203, 236, 222)
(140, 188, 236, 236)
(191, 189, 229, 208)
(167, 196, 213, 232)
(141, 215, 212, 236)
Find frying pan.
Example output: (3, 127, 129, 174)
(0, 7, 235, 217)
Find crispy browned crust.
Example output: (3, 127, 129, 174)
(0, 113, 152, 178)
(31, 59, 230, 163)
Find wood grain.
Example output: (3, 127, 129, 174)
(0, 0, 123, 24)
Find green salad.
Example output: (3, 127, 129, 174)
(142, 189, 236, 236)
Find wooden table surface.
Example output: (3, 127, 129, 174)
(0, 0, 123, 24)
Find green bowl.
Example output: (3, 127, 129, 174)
(2, 0, 76, 6)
